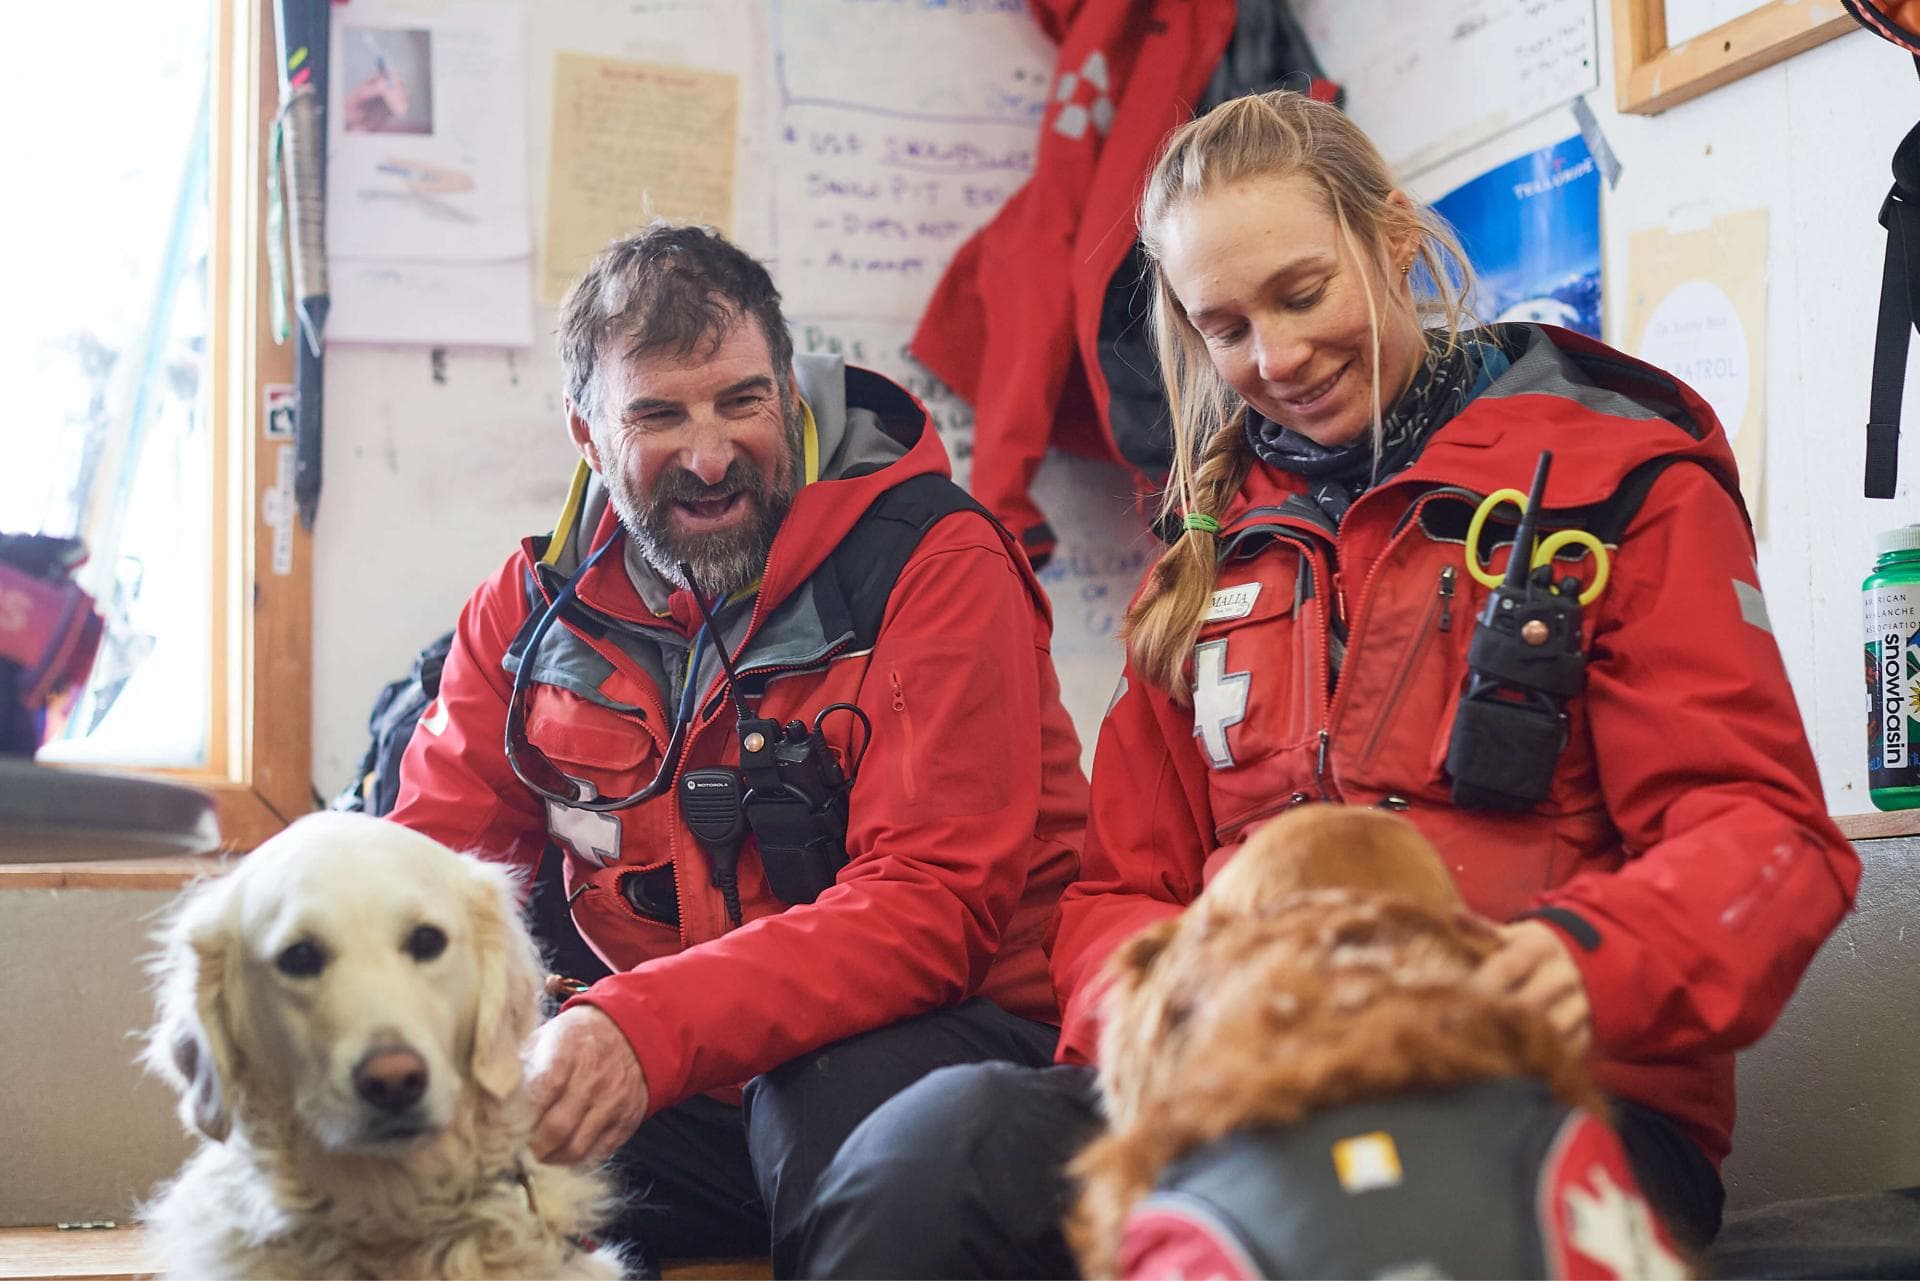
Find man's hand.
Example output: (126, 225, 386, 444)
(1470, 919, 1593, 1057)
(525, 1004, 650, 1166)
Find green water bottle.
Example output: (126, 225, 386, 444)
(1865, 524, 1920, 810)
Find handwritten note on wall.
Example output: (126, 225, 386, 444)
(768, 0, 1051, 322)
(1295, 0, 1599, 176)
(543, 54, 738, 303)
(775, 115, 1036, 321)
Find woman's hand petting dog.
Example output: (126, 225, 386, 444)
(527, 1004, 650, 1166)
(1472, 918, 1594, 1058)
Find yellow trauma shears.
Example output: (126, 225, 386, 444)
(1463, 485, 1611, 606)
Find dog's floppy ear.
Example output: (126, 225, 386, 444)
(462, 858, 544, 1100)
(145, 872, 245, 1142)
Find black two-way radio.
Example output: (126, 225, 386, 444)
(680, 767, 747, 926)
(1445, 452, 1591, 812)
(734, 713, 860, 907)
(679, 567, 871, 925)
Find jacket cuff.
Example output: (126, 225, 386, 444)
(1521, 897, 1655, 1056)
(563, 981, 685, 1119)
(1513, 904, 1602, 951)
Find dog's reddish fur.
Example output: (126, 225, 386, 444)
(1067, 805, 1607, 1278)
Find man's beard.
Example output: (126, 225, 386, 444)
(611, 398, 804, 598)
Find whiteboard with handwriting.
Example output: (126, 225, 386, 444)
(1294, 0, 1600, 177)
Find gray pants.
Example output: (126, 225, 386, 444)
(602, 999, 1057, 1278)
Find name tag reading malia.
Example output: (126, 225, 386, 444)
(1205, 583, 1262, 623)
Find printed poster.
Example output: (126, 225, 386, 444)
(1432, 134, 1602, 339)
(327, 1, 531, 262)
(1625, 209, 1770, 525)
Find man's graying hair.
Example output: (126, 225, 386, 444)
(559, 222, 795, 419)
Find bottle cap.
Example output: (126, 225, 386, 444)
(1878, 525, 1920, 555)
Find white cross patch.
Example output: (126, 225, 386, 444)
(546, 777, 620, 868)
(1192, 639, 1249, 770)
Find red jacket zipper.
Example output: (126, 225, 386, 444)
(1356, 563, 1457, 765)
(889, 669, 916, 800)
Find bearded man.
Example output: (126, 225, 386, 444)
(387, 223, 1087, 1276)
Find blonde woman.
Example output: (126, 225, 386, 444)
(796, 91, 1856, 1278)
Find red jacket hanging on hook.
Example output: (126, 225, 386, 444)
(909, 0, 1239, 568)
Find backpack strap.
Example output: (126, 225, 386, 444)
(825, 472, 1035, 649)
(1867, 122, 1920, 497)
(1555, 452, 1747, 547)
(1832, 4, 1920, 494)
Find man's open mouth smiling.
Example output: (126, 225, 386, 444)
(675, 490, 748, 526)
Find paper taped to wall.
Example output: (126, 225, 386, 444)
(543, 54, 739, 303)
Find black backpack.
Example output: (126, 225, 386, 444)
(334, 626, 611, 985)
(332, 629, 453, 816)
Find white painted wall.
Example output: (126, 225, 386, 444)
(0, 886, 196, 1226)
(312, 1, 1917, 826)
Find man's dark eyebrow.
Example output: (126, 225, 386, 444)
(621, 375, 776, 419)
(622, 396, 682, 418)
(716, 374, 776, 399)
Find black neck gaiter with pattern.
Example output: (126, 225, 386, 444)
(1243, 334, 1484, 526)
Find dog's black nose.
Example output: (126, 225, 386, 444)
(353, 1047, 429, 1114)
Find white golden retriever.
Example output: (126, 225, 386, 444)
(142, 811, 628, 1279)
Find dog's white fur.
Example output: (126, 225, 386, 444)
(142, 812, 627, 1280)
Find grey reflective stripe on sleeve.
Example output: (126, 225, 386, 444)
(1733, 579, 1773, 634)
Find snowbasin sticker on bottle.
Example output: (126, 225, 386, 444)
(1865, 586, 1920, 787)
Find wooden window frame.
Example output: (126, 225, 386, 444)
(1612, 0, 1858, 115)
(155, 0, 311, 853)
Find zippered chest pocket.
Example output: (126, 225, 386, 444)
(525, 690, 661, 786)
(1348, 560, 1460, 775)
(525, 687, 668, 870)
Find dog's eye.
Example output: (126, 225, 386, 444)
(275, 940, 326, 978)
(405, 924, 448, 962)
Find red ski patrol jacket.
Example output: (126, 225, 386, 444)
(391, 356, 1087, 1117)
(1049, 325, 1859, 1165)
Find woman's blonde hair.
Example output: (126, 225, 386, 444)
(1125, 90, 1478, 700)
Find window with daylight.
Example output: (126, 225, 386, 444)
(2, 0, 311, 850)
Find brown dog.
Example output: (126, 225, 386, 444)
(1068, 804, 1680, 1279)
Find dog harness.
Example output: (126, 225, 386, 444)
(1117, 1078, 1686, 1279)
